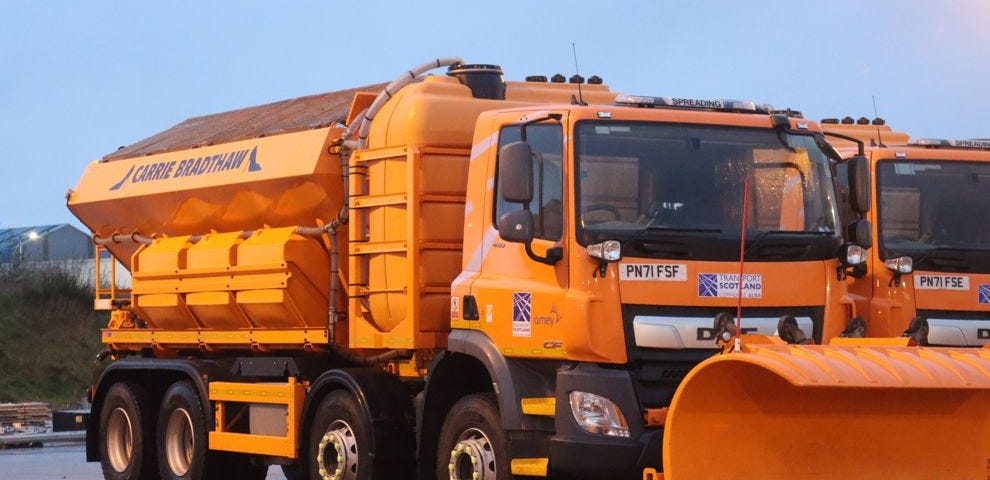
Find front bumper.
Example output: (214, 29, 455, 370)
(548, 363, 661, 478)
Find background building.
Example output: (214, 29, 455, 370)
(0, 224, 92, 264)
(0, 224, 130, 287)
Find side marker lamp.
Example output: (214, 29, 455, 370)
(588, 240, 621, 278)
(885, 256, 913, 274)
(845, 244, 867, 265)
(587, 240, 622, 262)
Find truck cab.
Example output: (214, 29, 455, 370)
(445, 98, 866, 476)
(824, 119, 990, 346)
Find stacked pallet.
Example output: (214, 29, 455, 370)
(0, 402, 51, 435)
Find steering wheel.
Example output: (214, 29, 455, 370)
(582, 203, 622, 222)
(636, 199, 662, 226)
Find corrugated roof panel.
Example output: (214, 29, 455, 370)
(103, 83, 386, 161)
(0, 224, 68, 250)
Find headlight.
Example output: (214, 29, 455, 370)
(568, 391, 629, 437)
(885, 255, 913, 274)
(587, 240, 622, 262)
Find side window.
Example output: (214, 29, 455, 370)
(494, 124, 564, 241)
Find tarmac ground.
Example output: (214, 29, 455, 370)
(0, 443, 287, 480)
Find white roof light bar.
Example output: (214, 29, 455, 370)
(614, 94, 769, 114)
(909, 138, 990, 150)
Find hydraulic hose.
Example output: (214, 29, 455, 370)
(353, 56, 464, 150)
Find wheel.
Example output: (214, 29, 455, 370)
(436, 393, 510, 480)
(157, 380, 245, 480)
(308, 390, 373, 480)
(99, 382, 156, 480)
(157, 380, 207, 480)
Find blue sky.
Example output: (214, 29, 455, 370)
(2, 0, 988, 230)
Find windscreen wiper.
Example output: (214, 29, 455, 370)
(626, 226, 722, 258)
(640, 226, 722, 234)
(912, 246, 979, 270)
(743, 229, 832, 258)
(627, 226, 722, 247)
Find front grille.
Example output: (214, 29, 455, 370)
(619, 304, 824, 407)
(621, 304, 824, 362)
(917, 309, 990, 321)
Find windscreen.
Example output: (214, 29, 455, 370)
(877, 160, 990, 271)
(574, 122, 841, 261)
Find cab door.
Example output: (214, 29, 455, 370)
(468, 111, 570, 358)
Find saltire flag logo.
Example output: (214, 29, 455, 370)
(978, 285, 990, 304)
(699, 273, 718, 297)
(513, 292, 532, 323)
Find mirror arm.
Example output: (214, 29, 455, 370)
(822, 131, 866, 156)
(517, 113, 563, 142)
(842, 262, 867, 280)
(525, 242, 563, 266)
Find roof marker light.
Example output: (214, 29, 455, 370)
(910, 138, 951, 147)
(770, 108, 804, 118)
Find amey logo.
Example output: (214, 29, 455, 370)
(533, 305, 562, 327)
(109, 146, 261, 191)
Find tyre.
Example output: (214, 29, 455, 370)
(436, 393, 510, 480)
(282, 463, 307, 480)
(308, 390, 374, 480)
(157, 380, 245, 480)
(99, 382, 156, 480)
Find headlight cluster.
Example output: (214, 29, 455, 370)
(568, 391, 629, 437)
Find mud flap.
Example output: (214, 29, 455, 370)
(663, 341, 990, 479)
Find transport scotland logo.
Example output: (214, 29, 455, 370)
(699, 274, 719, 297)
(512, 292, 532, 338)
(697, 273, 763, 298)
(979, 285, 990, 304)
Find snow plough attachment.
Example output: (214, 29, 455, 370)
(662, 336, 990, 480)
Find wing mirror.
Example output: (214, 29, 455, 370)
(498, 142, 534, 205)
(497, 210, 535, 244)
(845, 218, 873, 250)
(846, 154, 871, 215)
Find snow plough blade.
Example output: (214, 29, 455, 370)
(663, 339, 990, 479)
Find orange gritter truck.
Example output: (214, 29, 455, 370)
(824, 118, 990, 346)
(68, 58, 990, 480)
